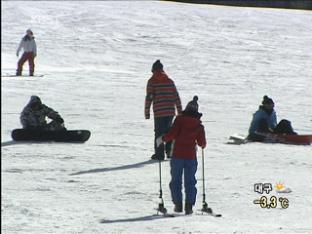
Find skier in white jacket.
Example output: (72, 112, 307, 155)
(16, 29, 37, 76)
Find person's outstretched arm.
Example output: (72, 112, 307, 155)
(33, 39, 37, 57)
(145, 79, 153, 119)
(16, 39, 23, 57)
(173, 83, 182, 115)
(197, 125, 207, 148)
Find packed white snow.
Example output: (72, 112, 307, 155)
(2, 1, 312, 233)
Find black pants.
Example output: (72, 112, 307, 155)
(247, 133, 266, 142)
(154, 116, 174, 159)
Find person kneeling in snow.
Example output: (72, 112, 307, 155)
(156, 96, 206, 215)
(20, 96, 65, 131)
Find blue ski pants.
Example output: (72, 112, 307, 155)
(169, 158, 198, 205)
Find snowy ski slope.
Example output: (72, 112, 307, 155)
(2, 1, 312, 233)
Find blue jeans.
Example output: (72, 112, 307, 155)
(169, 158, 198, 205)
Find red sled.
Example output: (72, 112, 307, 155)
(264, 133, 312, 145)
(228, 133, 312, 145)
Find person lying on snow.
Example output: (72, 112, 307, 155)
(248, 95, 296, 142)
(20, 96, 65, 131)
(156, 96, 206, 215)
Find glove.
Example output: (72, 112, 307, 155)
(16, 52, 19, 57)
(145, 113, 150, 119)
(55, 117, 64, 124)
(156, 136, 164, 147)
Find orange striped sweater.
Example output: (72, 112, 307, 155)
(145, 70, 182, 118)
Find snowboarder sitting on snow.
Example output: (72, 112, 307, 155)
(16, 29, 37, 76)
(156, 96, 206, 215)
(248, 95, 296, 142)
(20, 96, 65, 131)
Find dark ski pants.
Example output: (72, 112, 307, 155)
(17, 52, 35, 75)
(24, 120, 65, 131)
(248, 118, 272, 142)
(154, 116, 173, 159)
(170, 158, 198, 205)
(46, 120, 66, 131)
(248, 133, 266, 142)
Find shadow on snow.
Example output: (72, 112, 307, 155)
(1, 140, 86, 147)
(1, 140, 42, 147)
(70, 159, 160, 176)
(99, 214, 174, 224)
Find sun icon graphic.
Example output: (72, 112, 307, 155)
(275, 182, 285, 191)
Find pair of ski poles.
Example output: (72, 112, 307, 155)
(156, 148, 212, 215)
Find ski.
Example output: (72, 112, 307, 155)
(154, 212, 221, 218)
(154, 208, 222, 218)
(197, 210, 222, 217)
(154, 213, 176, 218)
(154, 208, 176, 217)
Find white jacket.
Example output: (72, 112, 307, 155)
(17, 36, 37, 56)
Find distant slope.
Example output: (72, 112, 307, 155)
(163, 0, 312, 10)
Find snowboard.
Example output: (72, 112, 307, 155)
(11, 129, 91, 142)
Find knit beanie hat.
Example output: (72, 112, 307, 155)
(185, 96, 199, 112)
(151, 60, 163, 73)
(26, 29, 33, 35)
(29, 95, 42, 108)
(262, 95, 274, 105)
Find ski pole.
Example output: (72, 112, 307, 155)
(201, 148, 212, 213)
(159, 159, 163, 199)
(157, 159, 167, 214)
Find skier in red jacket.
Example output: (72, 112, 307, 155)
(156, 96, 206, 215)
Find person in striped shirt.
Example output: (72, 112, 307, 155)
(145, 60, 182, 160)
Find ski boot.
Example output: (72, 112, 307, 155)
(174, 203, 182, 213)
(151, 154, 164, 161)
(185, 203, 193, 215)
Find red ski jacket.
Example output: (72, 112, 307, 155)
(162, 112, 206, 160)
(145, 70, 182, 118)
